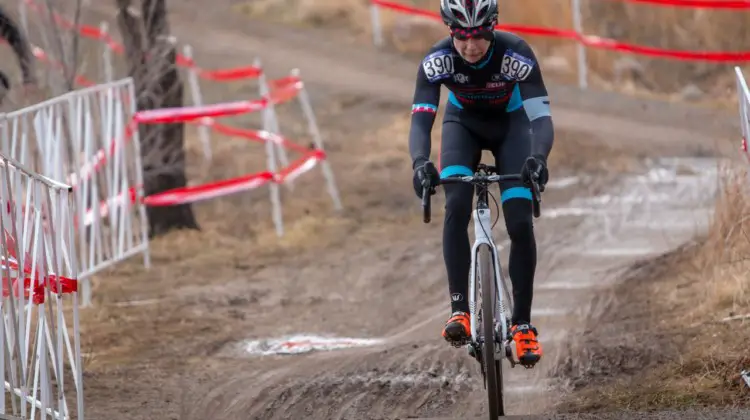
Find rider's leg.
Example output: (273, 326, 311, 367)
(503, 199, 536, 325)
(494, 109, 543, 365)
(439, 116, 481, 343)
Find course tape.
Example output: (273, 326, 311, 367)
(76, 97, 326, 220)
(67, 76, 305, 190)
(1, 231, 77, 304)
(603, 0, 750, 9)
(371, 0, 750, 62)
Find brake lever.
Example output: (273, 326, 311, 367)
(530, 172, 542, 218)
(422, 186, 432, 223)
(532, 171, 545, 193)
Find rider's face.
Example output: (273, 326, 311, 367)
(452, 36, 491, 63)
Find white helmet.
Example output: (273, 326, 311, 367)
(440, 0, 498, 28)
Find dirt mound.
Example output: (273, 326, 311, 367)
(551, 244, 697, 390)
(554, 162, 750, 413)
(180, 342, 481, 420)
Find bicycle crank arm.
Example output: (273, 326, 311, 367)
(504, 342, 519, 368)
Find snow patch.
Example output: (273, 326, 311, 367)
(244, 334, 383, 356)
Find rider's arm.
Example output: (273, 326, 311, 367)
(514, 41, 554, 161)
(0, 6, 35, 84)
(408, 50, 445, 169)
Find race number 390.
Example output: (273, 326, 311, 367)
(501, 52, 533, 81)
(423, 54, 454, 81)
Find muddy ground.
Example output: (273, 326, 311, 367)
(552, 164, 750, 415)
(8, 1, 750, 419)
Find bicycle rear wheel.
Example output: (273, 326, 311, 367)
(479, 245, 504, 418)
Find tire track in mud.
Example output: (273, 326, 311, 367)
(174, 190, 573, 418)
(180, 159, 720, 420)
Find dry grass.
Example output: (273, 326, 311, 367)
(557, 160, 750, 412)
(232, 0, 749, 101)
(691, 164, 750, 319)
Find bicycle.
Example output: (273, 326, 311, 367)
(421, 161, 542, 419)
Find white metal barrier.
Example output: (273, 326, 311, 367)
(1, 78, 150, 307)
(736, 67, 750, 162)
(0, 152, 83, 419)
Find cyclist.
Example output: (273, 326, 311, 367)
(409, 0, 554, 367)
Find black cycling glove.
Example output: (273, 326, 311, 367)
(412, 160, 440, 199)
(521, 155, 549, 191)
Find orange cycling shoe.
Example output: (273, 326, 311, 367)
(510, 323, 543, 367)
(442, 311, 471, 345)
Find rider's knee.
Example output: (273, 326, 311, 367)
(444, 183, 473, 221)
(503, 198, 534, 242)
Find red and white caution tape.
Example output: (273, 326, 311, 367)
(134, 100, 269, 124)
(142, 172, 275, 207)
(2, 230, 77, 304)
(82, 150, 326, 213)
(371, 0, 750, 62)
(81, 187, 138, 227)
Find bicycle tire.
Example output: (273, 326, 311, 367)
(479, 245, 504, 419)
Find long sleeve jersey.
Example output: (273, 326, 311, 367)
(408, 31, 554, 168)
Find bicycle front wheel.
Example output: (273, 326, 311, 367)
(479, 244, 504, 418)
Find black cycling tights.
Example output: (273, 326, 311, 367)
(444, 189, 536, 325)
(440, 105, 537, 325)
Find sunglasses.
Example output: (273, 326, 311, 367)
(450, 25, 494, 41)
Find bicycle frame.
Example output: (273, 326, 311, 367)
(420, 161, 542, 418)
(420, 161, 540, 356)
(468, 186, 511, 353)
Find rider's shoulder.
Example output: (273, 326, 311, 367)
(418, 37, 456, 83)
(421, 36, 455, 59)
(492, 30, 534, 53)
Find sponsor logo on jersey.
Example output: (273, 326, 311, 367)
(486, 81, 506, 89)
(453, 73, 470, 84)
(491, 74, 503, 82)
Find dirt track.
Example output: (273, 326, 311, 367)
(66, 3, 750, 419)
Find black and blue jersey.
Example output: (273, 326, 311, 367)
(408, 30, 554, 169)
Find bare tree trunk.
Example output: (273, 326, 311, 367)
(116, 0, 199, 237)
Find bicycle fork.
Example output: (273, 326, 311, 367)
(468, 204, 517, 367)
